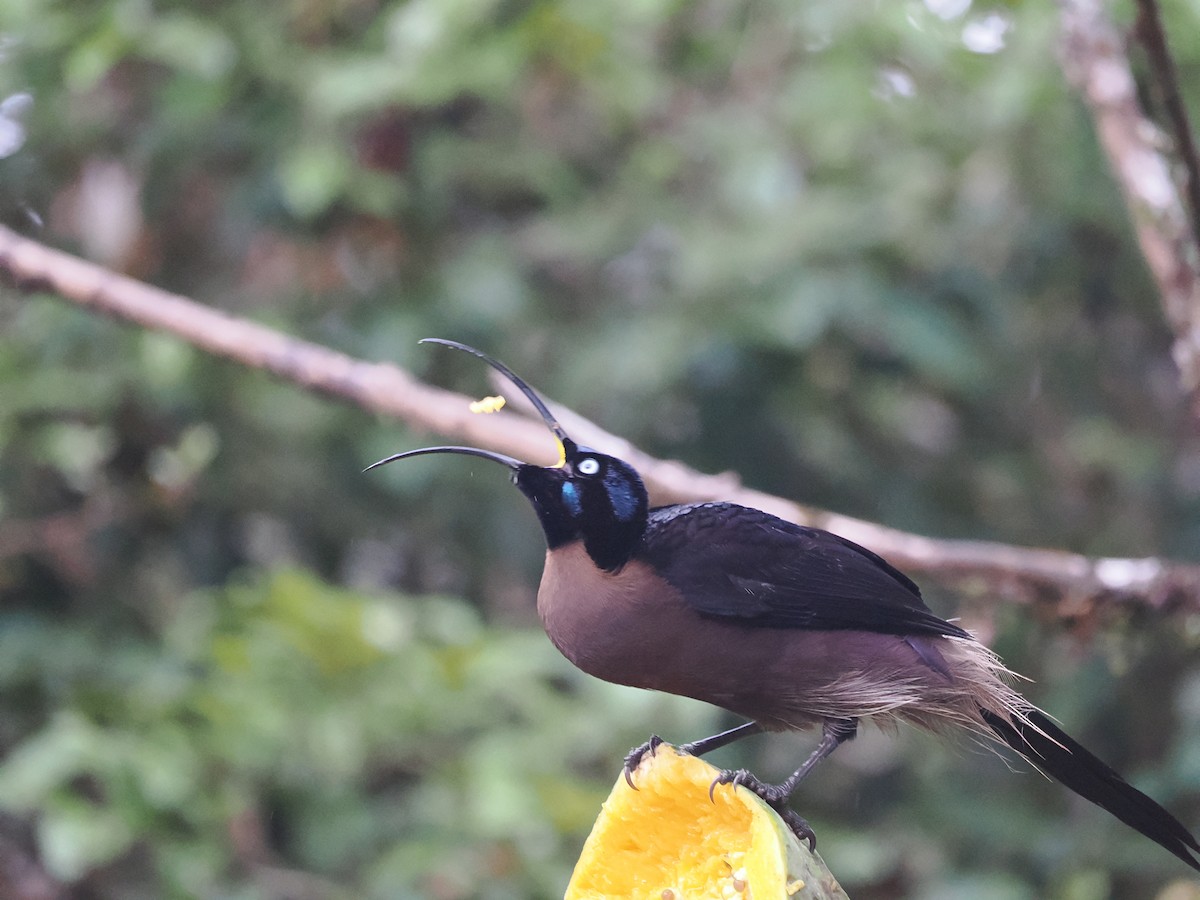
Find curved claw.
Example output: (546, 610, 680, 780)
(623, 735, 664, 790)
(708, 768, 749, 803)
(708, 768, 818, 850)
(778, 809, 818, 851)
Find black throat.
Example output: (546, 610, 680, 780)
(515, 464, 647, 573)
(514, 465, 577, 550)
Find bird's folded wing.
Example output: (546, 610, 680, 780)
(643, 503, 969, 639)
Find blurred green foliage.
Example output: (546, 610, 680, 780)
(0, 568, 713, 897)
(1, 0, 1200, 897)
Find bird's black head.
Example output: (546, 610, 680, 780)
(366, 339, 649, 573)
(512, 443, 648, 572)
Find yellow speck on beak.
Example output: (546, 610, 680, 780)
(468, 395, 506, 414)
(552, 438, 566, 468)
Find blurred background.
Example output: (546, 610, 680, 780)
(2, 0, 1200, 897)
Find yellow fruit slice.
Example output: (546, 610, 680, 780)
(565, 745, 849, 900)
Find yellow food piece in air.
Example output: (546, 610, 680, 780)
(565, 746, 829, 900)
(469, 395, 506, 414)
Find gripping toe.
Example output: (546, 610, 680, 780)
(622, 735, 664, 789)
(708, 767, 817, 849)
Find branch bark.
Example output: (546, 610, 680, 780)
(1058, 0, 1200, 412)
(3, 224, 1200, 618)
(1133, 0, 1200, 245)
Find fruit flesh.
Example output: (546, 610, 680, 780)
(565, 747, 787, 899)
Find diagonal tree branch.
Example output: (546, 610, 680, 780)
(1058, 0, 1200, 413)
(3, 224, 1199, 618)
(1133, 0, 1200, 245)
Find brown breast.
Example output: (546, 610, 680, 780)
(535, 542, 987, 733)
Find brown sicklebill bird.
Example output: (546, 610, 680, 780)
(368, 338, 1200, 870)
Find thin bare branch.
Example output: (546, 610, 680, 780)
(1134, 0, 1200, 244)
(3, 225, 1199, 617)
(0, 225, 563, 468)
(1058, 0, 1200, 412)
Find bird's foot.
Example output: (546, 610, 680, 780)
(709, 769, 817, 850)
(623, 735, 665, 789)
(708, 768, 790, 804)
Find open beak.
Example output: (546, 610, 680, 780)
(363, 445, 521, 473)
(364, 339, 574, 473)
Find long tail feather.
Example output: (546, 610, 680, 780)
(980, 706, 1200, 871)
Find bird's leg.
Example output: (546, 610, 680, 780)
(681, 721, 764, 757)
(710, 717, 859, 849)
(624, 721, 763, 788)
(756, 717, 858, 801)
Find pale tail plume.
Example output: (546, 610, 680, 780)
(899, 635, 1037, 738)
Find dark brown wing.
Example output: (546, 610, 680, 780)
(639, 502, 968, 639)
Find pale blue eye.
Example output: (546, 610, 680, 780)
(577, 458, 600, 475)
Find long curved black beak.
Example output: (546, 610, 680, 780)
(363, 445, 521, 473)
(419, 338, 575, 455)
(365, 339, 574, 474)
